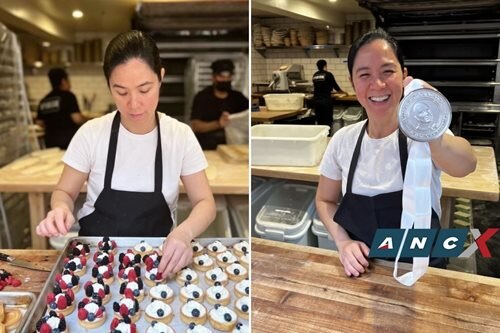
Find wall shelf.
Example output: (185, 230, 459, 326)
(255, 44, 349, 58)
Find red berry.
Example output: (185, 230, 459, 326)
(5, 275, 12, 284)
(57, 296, 67, 309)
(78, 308, 88, 320)
(11, 278, 21, 287)
(40, 323, 52, 333)
(128, 270, 137, 281)
(119, 304, 128, 316)
(46, 293, 55, 303)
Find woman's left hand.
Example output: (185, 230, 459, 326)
(158, 228, 193, 277)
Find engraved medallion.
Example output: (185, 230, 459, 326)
(398, 88, 452, 142)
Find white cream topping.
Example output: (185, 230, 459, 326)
(181, 301, 206, 317)
(147, 321, 174, 333)
(205, 267, 228, 283)
(46, 316, 61, 329)
(186, 325, 212, 333)
(67, 257, 83, 271)
(178, 268, 198, 281)
(235, 279, 249, 296)
(146, 267, 162, 281)
(207, 240, 226, 253)
(97, 265, 110, 274)
(240, 252, 249, 265)
(120, 266, 135, 278)
(216, 251, 237, 265)
(232, 323, 249, 333)
(90, 283, 104, 293)
(236, 296, 249, 312)
(193, 254, 213, 266)
(125, 281, 140, 291)
(150, 284, 174, 300)
(84, 302, 100, 314)
(206, 285, 230, 300)
(118, 297, 135, 309)
(134, 240, 153, 252)
(145, 300, 172, 318)
(191, 241, 204, 253)
(60, 274, 73, 285)
(233, 241, 249, 253)
(115, 322, 134, 333)
(180, 284, 203, 299)
(226, 263, 247, 276)
(209, 305, 236, 323)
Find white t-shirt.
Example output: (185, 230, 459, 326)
(320, 120, 447, 218)
(63, 111, 207, 222)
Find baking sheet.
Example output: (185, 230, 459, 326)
(25, 237, 249, 332)
(0, 291, 37, 333)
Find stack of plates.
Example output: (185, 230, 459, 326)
(316, 30, 329, 45)
(271, 28, 288, 47)
(253, 24, 263, 48)
(261, 26, 272, 47)
(298, 26, 314, 46)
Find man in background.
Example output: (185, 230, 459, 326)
(190, 59, 248, 150)
(312, 59, 345, 136)
(37, 68, 86, 149)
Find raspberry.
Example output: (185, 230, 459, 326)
(11, 278, 21, 287)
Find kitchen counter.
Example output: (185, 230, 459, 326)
(251, 108, 309, 123)
(252, 238, 500, 333)
(0, 147, 248, 249)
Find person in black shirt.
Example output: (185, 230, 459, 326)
(37, 68, 86, 149)
(312, 59, 345, 136)
(190, 59, 248, 150)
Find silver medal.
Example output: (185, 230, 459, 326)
(398, 88, 452, 142)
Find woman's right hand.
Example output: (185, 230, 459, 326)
(36, 207, 75, 237)
(337, 239, 370, 277)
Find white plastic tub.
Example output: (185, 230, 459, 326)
(342, 106, 363, 126)
(312, 212, 337, 250)
(251, 124, 329, 166)
(263, 93, 305, 111)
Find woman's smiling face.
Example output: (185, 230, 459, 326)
(350, 39, 406, 121)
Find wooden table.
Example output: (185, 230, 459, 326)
(252, 146, 499, 227)
(251, 108, 308, 123)
(252, 238, 500, 333)
(0, 148, 248, 249)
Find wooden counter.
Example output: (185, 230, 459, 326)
(251, 108, 308, 123)
(252, 238, 500, 333)
(0, 147, 248, 249)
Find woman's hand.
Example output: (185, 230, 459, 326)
(36, 207, 75, 237)
(337, 239, 370, 277)
(158, 228, 193, 277)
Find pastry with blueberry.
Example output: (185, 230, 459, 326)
(119, 276, 145, 302)
(133, 240, 154, 256)
(176, 267, 199, 285)
(91, 262, 115, 285)
(204, 267, 228, 286)
(206, 282, 231, 306)
(234, 296, 249, 320)
(145, 299, 174, 324)
(191, 240, 204, 257)
(215, 251, 238, 268)
(150, 283, 175, 304)
(234, 278, 249, 298)
(83, 278, 111, 304)
(93, 250, 115, 267)
(232, 240, 248, 257)
(113, 294, 141, 323)
(208, 304, 237, 332)
(69, 240, 91, 258)
(77, 298, 106, 329)
(206, 240, 227, 257)
(118, 264, 142, 284)
(225, 262, 247, 282)
(144, 254, 166, 287)
(232, 322, 249, 333)
(98, 236, 118, 254)
(179, 282, 204, 303)
(109, 316, 137, 333)
(46, 287, 75, 316)
(35, 310, 67, 333)
(63, 254, 87, 276)
(54, 269, 80, 293)
(147, 320, 175, 333)
(180, 299, 207, 325)
(186, 322, 212, 333)
(239, 251, 249, 269)
(192, 254, 214, 272)
(119, 249, 142, 271)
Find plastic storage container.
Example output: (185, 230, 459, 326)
(252, 124, 329, 166)
(254, 182, 317, 246)
(263, 93, 305, 111)
(311, 212, 337, 250)
(251, 178, 284, 237)
(342, 106, 363, 126)
(177, 194, 231, 238)
(332, 106, 345, 133)
(226, 195, 249, 238)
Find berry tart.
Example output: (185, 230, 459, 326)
(234, 278, 249, 298)
(208, 304, 237, 332)
(176, 267, 199, 285)
(238, 252, 249, 269)
(77, 298, 106, 329)
(144, 255, 166, 287)
(93, 250, 115, 266)
(234, 296, 249, 320)
(232, 240, 249, 257)
(118, 265, 142, 284)
(143, 251, 162, 266)
(147, 320, 175, 333)
(144, 299, 174, 324)
(232, 322, 249, 333)
(204, 267, 228, 286)
(191, 240, 204, 257)
(98, 236, 118, 254)
(192, 254, 214, 272)
(179, 282, 204, 303)
(186, 322, 213, 333)
(35, 311, 67, 333)
(91, 262, 115, 285)
(54, 269, 80, 293)
(206, 240, 227, 257)
(83, 278, 111, 304)
(69, 240, 90, 258)
(225, 263, 248, 282)
(180, 299, 207, 325)
(113, 293, 141, 323)
(46, 287, 75, 316)
(206, 282, 231, 306)
(119, 277, 145, 302)
(133, 240, 154, 256)
(215, 251, 238, 268)
(119, 250, 142, 270)
(149, 283, 175, 304)
(63, 254, 87, 276)
(110, 316, 137, 333)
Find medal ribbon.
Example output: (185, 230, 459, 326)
(394, 79, 433, 286)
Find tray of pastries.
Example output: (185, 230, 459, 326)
(0, 291, 37, 333)
(24, 237, 249, 333)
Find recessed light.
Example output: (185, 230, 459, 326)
(329, 0, 337, 2)
(42, 41, 51, 48)
(72, 10, 83, 19)
(33, 61, 43, 68)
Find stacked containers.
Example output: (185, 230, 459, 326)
(311, 211, 338, 250)
(342, 106, 364, 126)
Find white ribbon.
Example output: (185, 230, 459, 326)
(393, 79, 433, 286)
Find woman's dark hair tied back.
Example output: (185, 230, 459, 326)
(103, 30, 162, 85)
(347, 27, 405, 76)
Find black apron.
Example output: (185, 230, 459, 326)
(333, 122, 445, 267)
(79, 112, 173, 237)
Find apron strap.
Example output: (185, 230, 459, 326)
(104, 112, 163, 193)
(398, 129, 408, 180)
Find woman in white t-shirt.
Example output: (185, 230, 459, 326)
(315, 28, 477, 278)
(36, 30, 216, 276)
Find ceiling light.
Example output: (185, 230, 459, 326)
(329, 0, 337, 2)
(33, 61, 43, 68)
(72, 10, 83, 19)
(42, 41, 51, 48)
